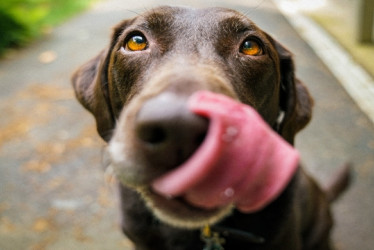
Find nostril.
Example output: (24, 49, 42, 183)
(195, 130, 207, 146)
(137, 124, 167, 145)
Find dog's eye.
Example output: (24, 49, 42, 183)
(126, 35, 148, 51)
(240, 39, 263, 56)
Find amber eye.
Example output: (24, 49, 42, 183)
(126, 35, 147, 51)
(240, 39, 263, 56)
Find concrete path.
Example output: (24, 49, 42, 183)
(1, 0, 373, 249)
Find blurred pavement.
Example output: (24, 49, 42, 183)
(0, 0, 373, 249)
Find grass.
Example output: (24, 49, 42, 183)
(0, 0, 96, 55)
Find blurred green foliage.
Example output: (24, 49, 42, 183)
(0, 0, 95, 55)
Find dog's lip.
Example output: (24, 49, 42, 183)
(148, 188, 220, 212)
(139, 186, 233, 228)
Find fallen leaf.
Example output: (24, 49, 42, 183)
(47, 177, 65, 189)
(22, 160, 51, 173)
(32, 218, 50, 232)
(38, 51, 57, 64)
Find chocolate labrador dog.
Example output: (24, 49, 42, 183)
(72, 6, 349, 250)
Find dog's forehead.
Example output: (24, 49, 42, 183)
(135, 6, 259, 35)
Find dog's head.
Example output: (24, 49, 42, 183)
(72, 6, 312, 228)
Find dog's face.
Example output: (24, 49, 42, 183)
(72, 7, 312, 229)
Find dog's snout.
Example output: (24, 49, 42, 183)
(135, 93, 209, 170)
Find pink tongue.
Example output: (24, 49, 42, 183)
(152, 91, 299, 213)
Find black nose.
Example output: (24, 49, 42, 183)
(135, 93, 209, 171)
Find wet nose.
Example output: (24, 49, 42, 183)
(135, 93, 209, 170)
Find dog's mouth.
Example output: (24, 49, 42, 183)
(110, 91, 299, 229)
(151, 91, 298, 213)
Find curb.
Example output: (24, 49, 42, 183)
(273, 0, 374, 125)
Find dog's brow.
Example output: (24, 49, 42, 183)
(143, 10, 175, 31)
(220, 16, 256, 34)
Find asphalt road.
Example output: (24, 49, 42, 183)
(1, 0, 373, 249)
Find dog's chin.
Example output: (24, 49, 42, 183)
(135, 187, 233, 229)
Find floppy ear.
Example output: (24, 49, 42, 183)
(71, 50, 114, 141)
(71, 20, 130, 142)
(274, 41, 313, 145)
